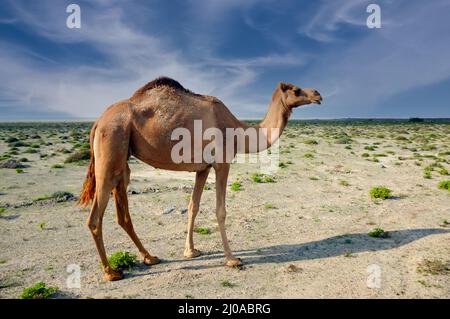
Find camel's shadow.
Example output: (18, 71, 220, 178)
(171, 228, 449, 270)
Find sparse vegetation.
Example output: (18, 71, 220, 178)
(220, 280, 235, 288)
(20, 282, 57, 299)
(417, 259, 450, 275)
(107, 252, 137, 270)
(65, 149, 90, 163)
(368, 227, 388, 238)
(370, 186, 392, 199)
(230, 181, 242, 191)
(251, 173, 275, 183)
(438, 180, 450, 191)
(195, 226, 211, 235)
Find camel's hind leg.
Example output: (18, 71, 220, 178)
(87, 178, 123, 281)
(113, 164, 160, 266)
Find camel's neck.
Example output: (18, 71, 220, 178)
(236, 90, 291, 153)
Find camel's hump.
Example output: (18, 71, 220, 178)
(132, 76, 200, 99)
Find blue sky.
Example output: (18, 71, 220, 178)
(0, 0, 449, 120)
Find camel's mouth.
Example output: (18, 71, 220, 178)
(311, 96, 323, 105)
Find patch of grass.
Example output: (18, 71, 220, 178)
(23, 148, 38, 154)
(438, 168, 449, 176)
(230, 181, 242, 191)
(339, 180, 349, 186)
(370, 186, 392, 199)
(220, 280, 235, 288)
(278, 162, 287, 168)
(304, 152, 314, 159)
(195, 226, 211, 235)
(16, 168, 24, 174)
(361, 153, 370, 158)
(417, 259, 450, 275)
(344, 252, 354, 258)
(107, 251, 137, 271)
(20, 282, 57, 299)
(264, 203, 275, 209)
(37, 222, 46, 230)
(251, 173, 275, 183)
(304, 139, 318, 145)
(33, 191, 74, 202)
(309, 176, 319, 181)
(438, 180, 450, 191)
(65, 149, 90, 163)
(368, 227, 388, 238)
(0, 207, 6, 214)
(51, 163, 64, 169)
(203, 184, 211, 190)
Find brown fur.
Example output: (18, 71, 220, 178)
(131, 76, 199, 100)
(81, 77, 321, 281)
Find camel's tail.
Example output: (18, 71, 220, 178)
(78, 123, 97, 207)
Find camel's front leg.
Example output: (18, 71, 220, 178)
(184, 167, 210, 258)
(214, 164, 242, 267)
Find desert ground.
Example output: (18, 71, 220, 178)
(0, 120, 449, 299)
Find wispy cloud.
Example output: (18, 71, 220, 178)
(0, 0, 449, 119)
(0, 0, 304, 118)
(295, 0, 450, 117)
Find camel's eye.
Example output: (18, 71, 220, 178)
(294, 89, 301, 96)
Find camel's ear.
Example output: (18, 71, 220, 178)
(278, 82, 290, 92)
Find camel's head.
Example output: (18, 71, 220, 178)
(277, 82, 322, 108)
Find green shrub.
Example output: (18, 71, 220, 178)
(220, 280, 235, 288)
(65, 149, 90, 163)
(230, 181, 242, 191)
(370, 186, 392, 199)
(304, 139, 318, 145)
(438, 180, 450, 191)
(278, 162, 287, 168)
(251, 173, 275, 183)
(0, 207, 6, 214)
(20, 282, 57, 299)
(339, 180, 349, 186)
(368, 228, 388, 238)
(51, 164, 64, 169)
(16, 168, 24, 174)
(195, 227, 211, 235)
(304, 153, 314, 159)
(361, 153, 370, 158)
(107, 252, 137, 270)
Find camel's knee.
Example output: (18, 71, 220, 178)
(86, 217, 100, 235)
(216, 210, 226, 224)
(188, 201, 199, 214)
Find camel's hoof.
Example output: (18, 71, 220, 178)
(143, 255, 161, 266)
(225, 258, 242, 268)
(184, 248, 201, 259)
(103, 268, 123, 281)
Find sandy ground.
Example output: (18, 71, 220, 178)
(0, 121, 449, 299)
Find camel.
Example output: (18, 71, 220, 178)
(79, 77, 322, 281)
